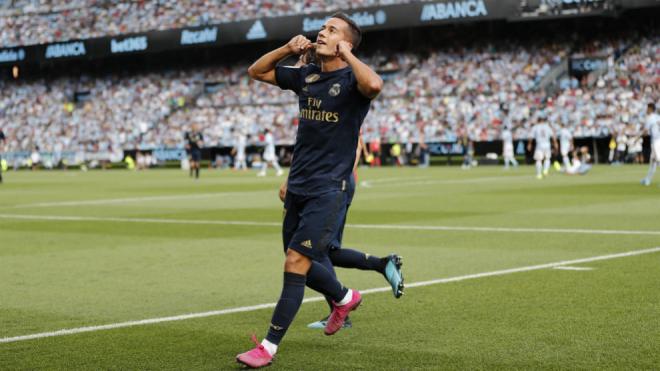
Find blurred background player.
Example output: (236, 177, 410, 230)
(564, 146, 592, 176)
(232, 130, 248, 171)
(528, 116, 557, 179)
(558, 123, 574, 170)
(184, 124, 203, 179)
(258, 128, 283, 177)
(641, 103, 660, 186)
(501, 124, 518, 170)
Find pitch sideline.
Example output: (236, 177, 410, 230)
(1, 213, 659, 236)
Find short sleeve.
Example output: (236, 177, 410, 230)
(275, 65, 303, 94)
(348, 70, 375, 102)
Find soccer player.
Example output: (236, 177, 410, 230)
(0, 127, 5, 183)
(527, 117, 557, 179)
(257, 128, 283, 177)
(501, 124, 518, 169)
(237, 13, 383, 368)
(231, 130, 248, 171)
(558, 123, 574, 170)
(306, 136, 404, 329)
(278, 131, 404, 329)
(641, 103, 660, 186)
(184, 124, 203, 179)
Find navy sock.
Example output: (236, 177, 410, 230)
(329, 248, 387, 274)
(265, 272, 306, 345)
(195, 167, 199, 178)
(305, 260, 348, 303)
(314, 256, 336, 312)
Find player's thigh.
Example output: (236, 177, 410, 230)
(533, 149, 544, 161)
(652, 140, 660, 162)
(282, 192, 301, 253)
(287, 191, 348, 262)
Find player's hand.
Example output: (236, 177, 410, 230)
(336, 40, 353, 61)
(287, 35, 315, 55)
(279, 181, 287, 203)
(527, 144, 532, 152)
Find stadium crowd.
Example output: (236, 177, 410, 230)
(0, 33, 657, 164)
(1, 0, 409, 47)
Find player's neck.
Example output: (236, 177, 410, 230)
(319, 56, 348, 73)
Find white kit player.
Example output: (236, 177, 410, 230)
(558, 123, 574, 170)
(527, 117, 557, 179)
(258, 128, 283, 177)
(232, 131, 248, 171)
(641, 103, 660, 186)
(501, 125, 518, 169)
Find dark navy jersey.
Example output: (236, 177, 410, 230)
(185, 131, 203, 151)
(276, 63, 372, 195)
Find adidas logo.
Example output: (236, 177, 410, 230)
(301, 240, 312, 249)
(246, 20, 267, 40)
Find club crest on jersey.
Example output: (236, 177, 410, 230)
(305, 74, 320, 83)
(329, 83, 341, 97)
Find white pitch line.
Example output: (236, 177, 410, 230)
(361, 175, 528, 188)
(553, 266, 594, 271)
(12, 191, 268, 208)
(1, 246, 659, 344)
(0, 213, 659, 236)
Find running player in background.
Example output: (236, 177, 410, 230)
(528, 117, 557, 179)
(641, 103, 660, 186)
(558, 123, 574, 170)
(238, 12, 383, 368)
(184, 124, 203, 179)
(258, 128, 283, 177)
(501, 124, 518, 169)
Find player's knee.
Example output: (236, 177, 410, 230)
(284, 249, 311, 273)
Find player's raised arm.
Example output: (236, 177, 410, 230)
(247, 35, 314, 85)
(336, 42, 383, 99)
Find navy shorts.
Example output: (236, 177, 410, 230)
(190, 149, 202, 162)
(282, 189, 349, 261)
(330, 174, 356, 249)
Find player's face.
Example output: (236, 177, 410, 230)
(316, 18, 351, 57)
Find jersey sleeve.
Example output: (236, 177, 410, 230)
(348, 70, 376, 102)
(275, 65, 303, 94)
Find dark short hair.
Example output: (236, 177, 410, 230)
(330, 12, 361, 50)
(649, 102, 656, 111)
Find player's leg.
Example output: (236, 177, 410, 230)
(562, 152, 570, 170)
(642, 142, 658, 186)
(542, 150, 551, 176)
(238, 192, 359, 367)
(534, 149, 543, 179)
(330, 248, 404, 298)
(642, 158, 657, 186)
(272, 159, 283, 176)
(258, 160, 267, 176)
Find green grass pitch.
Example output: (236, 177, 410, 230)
(0, 165, 659, 370)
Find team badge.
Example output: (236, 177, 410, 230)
(329, 83, 341, 97)
(305, 74, 320, 83)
